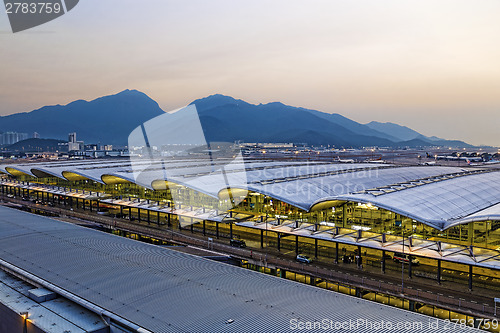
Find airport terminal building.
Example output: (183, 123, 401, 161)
(1, 158, 499, 289)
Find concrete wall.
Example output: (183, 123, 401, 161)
(0, 302, 44, 333)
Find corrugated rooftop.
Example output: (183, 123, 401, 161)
(0, 206, 482, 332)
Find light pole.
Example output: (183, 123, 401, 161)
(265, 210, 269, 264)
(401, 228, 404, 293)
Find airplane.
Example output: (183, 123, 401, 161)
(335, 157, 355, 163)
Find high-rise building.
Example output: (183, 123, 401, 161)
(19, 132, 28, 141)
(33, 132, 40, 139)
(0, 132, 29, 145)
(68, 132, 80, 151)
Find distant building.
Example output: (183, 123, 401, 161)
(86, 144, 99, 151)
(240, 142, 294, 148)
(68, 132, 81, 151)
(0, 132, 28, 145)
(33, 132, 40, 139)
(68, 142, 80, 152)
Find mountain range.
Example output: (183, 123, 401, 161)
(0, 90, 474, 148)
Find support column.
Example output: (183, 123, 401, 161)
(314, 239, 318, 259)
(437, 259, 441, 284)
(229, 223, 233, 239)
(409, 300, 415, 312)
(89, 200, 93, 212)
(277, 233, 281, 251)
(147, 209, 150, 224)
(120, 205, 123, 216)
(335, 242, 339, 264)
(468, 223, 474, 245)
(260, 230, 264, 248)
(128, 207, 132, 220)
(157, 211, 160, 225)
(203, 220, 206, 236)
(469, 265, 473, 291)
(295, 235, 299, 255)
(137, 208, 141, 222)
(310, 276, 316, 286)
(357, 245, 362, 268)
(216, 222, 219, 239)
(408, 255, 413, 278)
(381, 250, 386, 273)
(190, 219, 194, 233)
(342, 204, 347, 228)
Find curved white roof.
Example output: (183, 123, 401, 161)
(1, 159, 499, 230)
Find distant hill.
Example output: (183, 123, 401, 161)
(5, 138, 65, 152)
(392, 138, 434, 148)
(191, 95, 396, 147)
(366, 121, 474, 148)
(366, 121, 422, 141)
(304, 112, 400, 142)
(419, 137, 474, 148)
(0, 90, 476, 148)
(0, 90, 165, 145)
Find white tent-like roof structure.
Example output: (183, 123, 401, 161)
(2, 158, 499, 231)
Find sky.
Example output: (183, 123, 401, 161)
(1, 0, 499, 146)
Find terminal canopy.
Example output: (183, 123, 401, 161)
(2, 159, 500, 231)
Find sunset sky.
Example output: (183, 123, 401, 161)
(1, 0, 499, 146)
